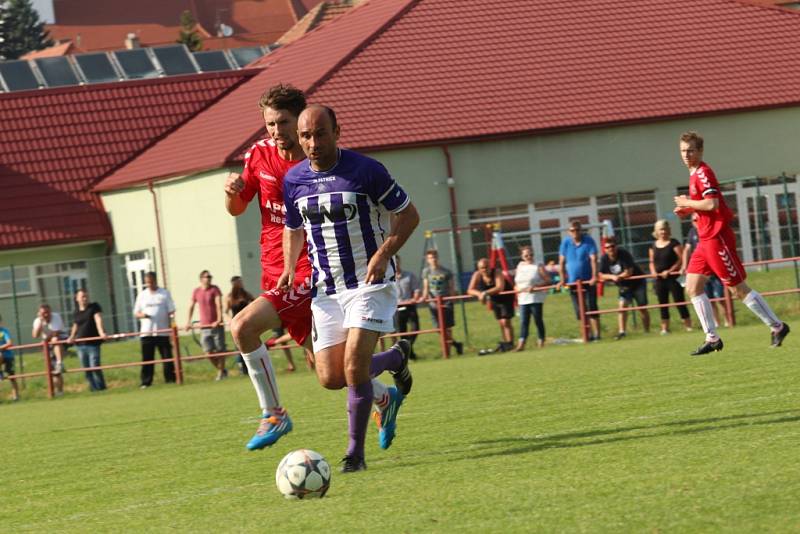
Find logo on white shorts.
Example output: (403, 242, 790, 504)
(361, 316, 384, 324)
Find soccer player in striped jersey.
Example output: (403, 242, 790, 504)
(280, 105, 420, 473)
(674, 131, 790, 355)
(225, 86, 411, 452)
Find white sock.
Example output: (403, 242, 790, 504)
(743, 290, 782, 330)
(691, 295, 719, 341)
(372, 379, 389, 411)
(241, 344, 284, 417)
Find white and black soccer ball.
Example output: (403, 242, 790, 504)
(275, 449, 331, 499)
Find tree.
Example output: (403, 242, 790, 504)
(0, 0, 54, 60)
(176, 10, 202, 52)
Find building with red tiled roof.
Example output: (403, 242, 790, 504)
(0, 70, 256, 251)
(0, 69, 257, 341)
(46, 0, 319, 52)
(276, 0, 363, 46)
(27, 0, 800, 339)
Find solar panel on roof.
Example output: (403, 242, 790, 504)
(113, 49, 160, 79)
(151, 45, 198, 76)
(229, 46, 265, 68)
(74, 52, 120, 84)
(0, 60, 41, 91)
(193, 50, 234, 72)
(34, 57, 80, 87)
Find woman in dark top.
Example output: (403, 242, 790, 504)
(467, 257, 516, 353)
(648, 219, 692, 335)
(67, 289, 107, 391)
(227, 276, 254, 375)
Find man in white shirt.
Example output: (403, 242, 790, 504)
(32, 303, 65, 395)
(133, 272, 176, 388)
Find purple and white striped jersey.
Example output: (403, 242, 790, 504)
(283, 149, 410, 296)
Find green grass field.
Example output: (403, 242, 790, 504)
(2, 269, 799, 532)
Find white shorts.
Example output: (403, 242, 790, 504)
(311, 282, 398, 353)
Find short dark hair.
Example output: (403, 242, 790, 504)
(145, 271, 157, 280)
(258, 84, 306, 118)
(680, 130, 704, 150)
(199, 270, 211, 278)
(604, 236, 618, 246)
(426, 249, 438, 257)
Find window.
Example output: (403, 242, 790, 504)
(469, 191, 658, 268)
(0, 266, 34, 297)
(35, 261, 88, 316)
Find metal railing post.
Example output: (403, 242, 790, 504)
(171, 325, 184, 385)
(42, 341, 54, 399)
(576, 280, 589, 343)
(436, 296, 450, 359)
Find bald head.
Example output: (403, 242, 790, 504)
(297, 104, 340, 171)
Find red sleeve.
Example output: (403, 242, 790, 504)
(695, 165, 720, 199)
(239, 144, 259, 203)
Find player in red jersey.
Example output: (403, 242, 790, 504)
(225, 85, 310, 450)
(224, 85, 410, 452)
(674, 131, 790, 355)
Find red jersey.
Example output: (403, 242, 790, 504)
(689, 162, 734, 240)
(240, 139, 311, 290)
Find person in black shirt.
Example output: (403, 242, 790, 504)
(467, 257, 515, 353)
(648, 220, 692, 335)
(598, 237, 650, 340)
(67, 289, 107, 391)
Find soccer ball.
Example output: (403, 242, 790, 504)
(275, 449, 331, 499)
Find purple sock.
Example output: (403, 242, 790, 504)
(346, 381, 373, 459)
(369, 347, 402, 377)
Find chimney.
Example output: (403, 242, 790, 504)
(124, 33, 140, 49)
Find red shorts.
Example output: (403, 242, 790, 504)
(687, 226, 746, 286)
(260, 276, 313, 347)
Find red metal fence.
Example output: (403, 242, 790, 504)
(5, 256, 798, 399)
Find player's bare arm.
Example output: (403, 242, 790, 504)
(277, 226, 305, 290)
(365, 203, 420, 284)
(224, 172, 248, 216)
(674, 194, 718, 212)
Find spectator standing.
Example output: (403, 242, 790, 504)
(468, 257, 515, 353)
(598, 237, 651, 339)
(682, 215, 728, 328)
(32, 304, 65, 395)
(226, 275, 254, 375)
(134, 272, 176, 389)
(649, 219, 692, 335)
(513, 246, 550, 350)
(394, 255, 421, 360)
(557, 221, 601, 341)
(420, 249, 463, 355)
(67, 290, 107, 391)
(186, 270, 228, 380)
(0, 314, 20, 402)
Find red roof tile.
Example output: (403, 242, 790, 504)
(0, 71, 255, 250)
(98, 0, 800, 190)
(276, 0, 363, 46)
(47, 0, 315, 52)
(95, 0, 411, 191)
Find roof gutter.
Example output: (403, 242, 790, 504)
(148, 181, 169, 290)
